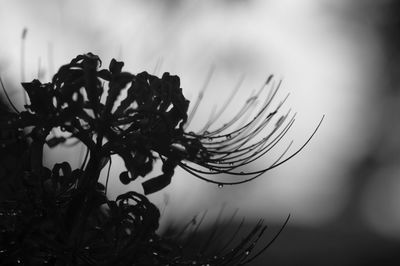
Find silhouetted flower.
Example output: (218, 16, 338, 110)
(0, 53, 322, 265)
(9, 53, 322, 195)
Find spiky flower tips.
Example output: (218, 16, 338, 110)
(0, 53, 322, 265)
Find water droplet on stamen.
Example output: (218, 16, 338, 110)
(276, 116, 285, 127)
(218, 184, 224, 188)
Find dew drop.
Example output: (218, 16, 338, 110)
(275, 116, 285, 127)
(170, 143, 186, 153)
(245, 250, 250, 255)
(218, 184, 224, 188)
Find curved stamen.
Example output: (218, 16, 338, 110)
(185, 66, 215, 129)
(183, 114, 296, 173)
(178, 115, 324, 185)
(198, 74, 245, 133)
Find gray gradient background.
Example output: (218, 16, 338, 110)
(1, 1, 399, 264)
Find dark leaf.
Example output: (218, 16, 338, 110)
(97, 69, 111, 81)
(142, 172, 173, 195)
(46, 136, 66, 148)
(99, 156, 110, 171)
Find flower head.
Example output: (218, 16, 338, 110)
(5, 53, 323, 195)
(0, 53, 323, 265)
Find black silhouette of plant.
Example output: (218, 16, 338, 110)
(0, 53, 322, 265)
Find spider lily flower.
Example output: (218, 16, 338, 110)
(5, 53, 322, 195)
(0, 53, 323, 265)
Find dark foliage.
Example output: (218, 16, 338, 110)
(0, 53, 321, 265)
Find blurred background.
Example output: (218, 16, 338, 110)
(1, 0, 400, 265)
